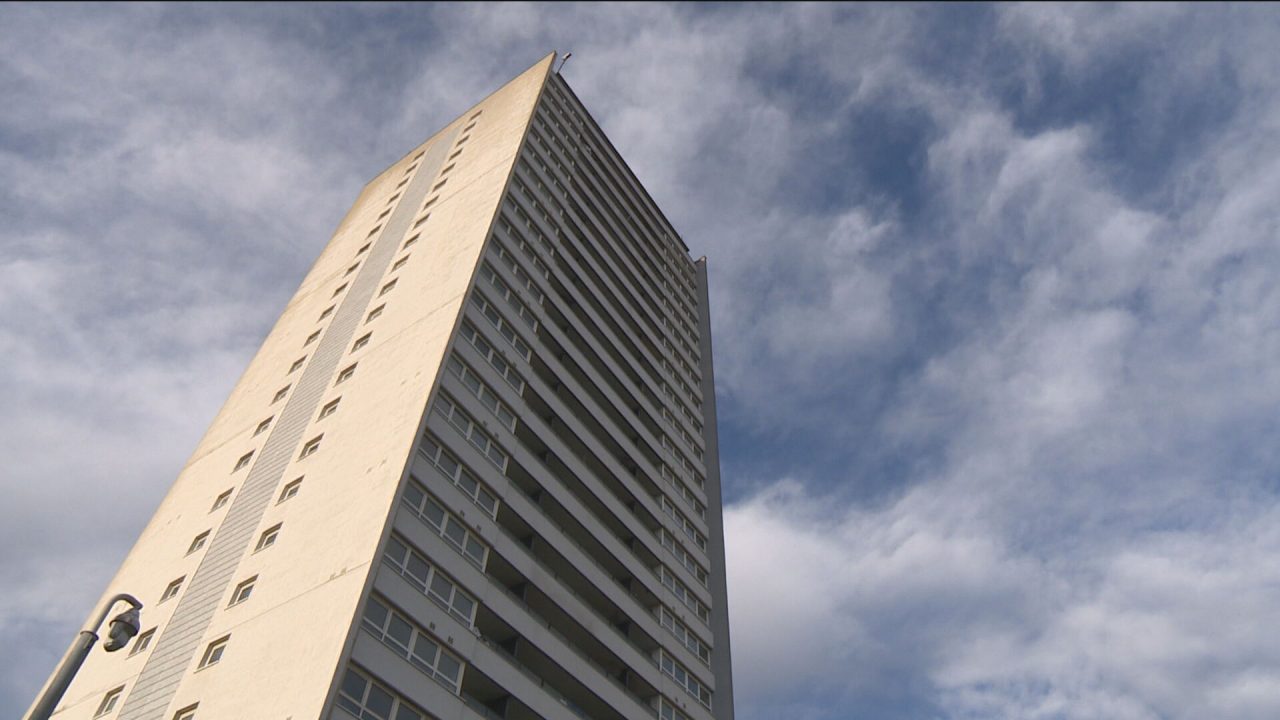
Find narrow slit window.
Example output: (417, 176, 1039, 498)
(344, 263, 359, 277)
(299, 435, 323, 459)
(403, 234, 419, 250)
(319, 398, 340, 419)
(377, 209, 390, 221)
(391, 256, 408, 272)
(198, 636, 229, 669)
(230, 576, 257, 606)
(367, 305, 385, 323)
(94, 686, 124, 717)
(357, 242, 371, 255)
(432, 179, 447, 191)
(304, 330, 321, 346)
(352, 333, 371, 352)
(160, 576, 185, 603)
(253, 417, 272, 437)
(288, 356, 306, 373)
(331, 282, 348, 298)
(278, 477, 302, 502)
(173, 705, 197, 720)
(336, 363, 357, 384)
(272, 385, 290, 403)
(379, 279, 397, 297)
(129, 628, 156, 656)
(186, 530, 210, 555)
(441, 163, 456, 175)
(256, 524, 281, 551)
(413, 214, 430, 229)
(211, 489, 232, 512)
(233, 451, 254, 472)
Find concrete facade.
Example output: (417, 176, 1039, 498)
(33, 53, 732, 720)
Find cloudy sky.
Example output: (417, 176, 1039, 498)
(5, 3, 1280, 718)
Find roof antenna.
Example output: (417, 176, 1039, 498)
(557, 52, 573, 74)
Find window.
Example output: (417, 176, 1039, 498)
(210, 489, 232, 512)
(413, 214, 430, 229)
(404, 163, 418, 175)
(357, 242, 371, 255)
(344, 262, 360, 277)
(660, 606, 712, 666)
(336, 364, 356, 384)
(456, 134, 470, 145)
(379, 279, 397, 297)
(387, 193, 400, 204)
(198, 636, 229, 669)
(367, 226, 381, 237)
(366, 304, 385, 323)
(272, 385, 290, 403)
(381, 535, 477, 624)
(337, 667, 427, 720)
(319, 398, 340, 419)
(304, 330, 321, 346)
(440, 163, 456, 176)
(432, 179, 447, 192)
(445, 355, 516, 430)
(376, 209, 390, 221)
(422, 197, 438, 210)
(462, 122, 476, 133)
(299, 435, 322, 459)
(361, 596, 465, 691)
(94, 686, 124, 716)
(661, 650, 713, 709)
(160, 576, 184, 603)
(288, 356, 306, 373)
(256, 524, 281, 551)
(402, 481, 489, 568)
(130, 628, 156, 657)
(469, 110, 482, 120)
(233, 451, 253, 472)
(391, 256, 408, 272)
(332, 282, 348, 298)
(172, 705, 197, 720)
(278, 477, 302, 502)
(412, 150, 425, 161)
(230, 576, 256, 606)
(253, 417, 272, 437)
(434, 395, 507, 471)
(352, 333, 371, 352)
(448, 149, 462, 161)
(416, 434, 499, 517)
(403, 234, 419, 250)
(186, 530, 210, 555)
(395, 176, 409, 189)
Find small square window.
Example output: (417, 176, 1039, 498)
(403, 234, 419, 250)
(160, 576, 185, 603)
(233, 451, 254, 472)
(186, 530, 210, 555)
(210, 489, 233, 512)
(256, 524, 281, 551)
(94, 686, 124, 717)
(319, 398, 340, 419)
(299, 435, 323, 459)
(332, 283, 348, 298)
(357, 242, 371, 256)
(130, 628, 156, 656)
(198, 636, 229, 669)
(230, 576, 257, 606)
(288, 356, 306, 374)
(173, 705, 197, 720)
(279, 477, 302, 503)
(352, 333, 371, 352)
(391, 256, 408, 272)
(379, 280, 397, 297)
(344, 263, 359, 277)
(253, 417, 272, 437)
(336, 364, 357, 384)
(272, 385, 290, 403)
(305, 330, 321, 346)
(367, 305, 385, 323)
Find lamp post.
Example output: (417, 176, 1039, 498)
(27, 593, 143, 720)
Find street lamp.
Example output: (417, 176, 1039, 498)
(26, 593, 143, 720)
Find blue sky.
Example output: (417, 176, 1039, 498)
(4, 3, 1280, 718)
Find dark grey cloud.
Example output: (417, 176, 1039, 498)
(4, 3, 1280, 719)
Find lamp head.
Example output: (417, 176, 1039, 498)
(103, 607, 141, 652)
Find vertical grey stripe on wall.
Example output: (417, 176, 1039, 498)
(117, 126, 461, 720)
